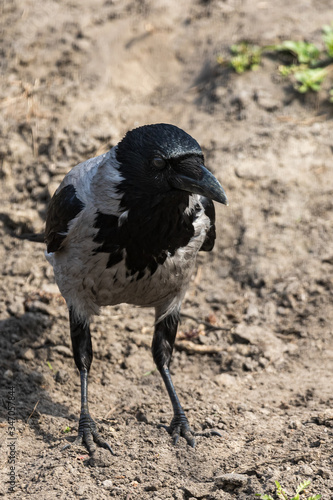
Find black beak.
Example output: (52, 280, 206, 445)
(170, 164, 228, 205)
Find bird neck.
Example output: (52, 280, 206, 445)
(122, 190, 196, 275)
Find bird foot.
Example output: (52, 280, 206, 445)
(159, 413, 196, 447)
(62, 410, 115, 456)
(159, 414, 223, 448)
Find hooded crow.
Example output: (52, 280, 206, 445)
(45, 123, 228, 454)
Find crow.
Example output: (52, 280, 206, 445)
(44, 123, 228, 454)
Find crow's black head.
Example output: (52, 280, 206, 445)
(116, 123, 228, 206)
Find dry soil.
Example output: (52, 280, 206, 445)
(0, 1, 333, 499)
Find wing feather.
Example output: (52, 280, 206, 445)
(45, 184, 85, 252)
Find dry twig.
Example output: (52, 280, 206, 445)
(180, 312, 232, 332)
(175, 340, 223, 355)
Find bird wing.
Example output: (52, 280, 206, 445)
(199, 196, 216, 252)
(45, 184, 85, 253)
(45, 149, 121, 254)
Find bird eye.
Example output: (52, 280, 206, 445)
(152, 157, 166, 169)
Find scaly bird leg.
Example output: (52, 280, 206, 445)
(62, 309, 114, 455)
(152, 309, 196, 447)
(152, 308, 222, 447)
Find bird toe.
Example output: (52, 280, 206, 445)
(194, 429, 222, 438)
(63, 412, 115, 456)
(160, 413, 196, 448)
(159, 415, 222, 448)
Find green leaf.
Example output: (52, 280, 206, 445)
(294, 67, 327, 93)
(322, 23, 333, 57)
(273, 40, 320, 64)
(229, 42, 262, 73)
(46, 361, 53, 370)
(279, 64, 293, 76)
(279, 64, 305, 76)
(142, 368, 157, 376)
(275, 481, 288, 500)
(296, 480, 311, 494)
(258, 479, 322, 500)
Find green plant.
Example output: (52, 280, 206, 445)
(294, 67, 328, 93)
(220, 23, 333, 100)
(229, 42, 262, 73)
(273, 40, 320, 65)
(322, 23, 333, 57)
(274, 33, 332, 95)
(278, 64, 304, 77)
(256, 480, 321, 500)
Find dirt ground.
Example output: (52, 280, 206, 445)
(1, 0, 333, 498)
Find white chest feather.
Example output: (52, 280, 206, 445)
(46, 203, 209, 322)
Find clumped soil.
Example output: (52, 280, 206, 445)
(1, 1, 333, 499)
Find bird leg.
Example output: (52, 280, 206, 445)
(65, 309, 115, 455)
(152, 310, 196, 447)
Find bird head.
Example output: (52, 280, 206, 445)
(116, 123, 228, 206)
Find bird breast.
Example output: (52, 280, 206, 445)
(46, 198, 210, 322)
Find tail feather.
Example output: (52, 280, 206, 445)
(15, 232, 45, 243)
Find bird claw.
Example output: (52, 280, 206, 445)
(158, 415, 223, 448)
(194, 429, 222, 438)
(62, 411, 115, 456)
(158, 413, 196, 448)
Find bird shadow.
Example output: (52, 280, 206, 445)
(0, 313, 80, 453)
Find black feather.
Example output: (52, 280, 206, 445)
(92, 212, 123, 268)
(45, 185, 85, 253)
(92, 191, 196, 276)
(199, 197, 216, 252)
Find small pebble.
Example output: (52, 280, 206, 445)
(55, 369, 69, 384)
(102, 479, 113, 490)
(144, 482, 161, 492)
(289, 419, 302, 429)
(205, 417, 215, 427)
(53, 345, 73, 357)
(31, 371, 46, 385)
(135, 410, 149, 424)
(318, 468, 331, 479)
(298, 464, 313, 476)
(4, 369, 14, 379)
(21, 348, 35, 361)
(39, 172, 50, 186)
(214, 373, 237, 388)
(215, 473, 248, 489)
(7, 299, 25, 317)
(26, 300, 56, 316)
